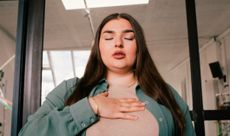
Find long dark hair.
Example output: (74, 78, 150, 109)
(66, 13, 185, 135)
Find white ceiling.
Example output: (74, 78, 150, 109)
(0, 0, 230, 78)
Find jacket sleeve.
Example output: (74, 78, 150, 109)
(182, 105, 196, 136)
(19, 78, 99, 136)
(169, 86, 196, 136)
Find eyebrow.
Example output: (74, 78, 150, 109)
(102, 29, 134, 34)
(123, 29, 134, 33)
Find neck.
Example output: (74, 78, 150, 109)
(106, 70, 136, 87)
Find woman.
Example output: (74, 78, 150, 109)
(19, 13, 195, 136)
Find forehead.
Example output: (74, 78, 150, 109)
(101, 18, 133, 32)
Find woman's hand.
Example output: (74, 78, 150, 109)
(89, 92, 145, 120)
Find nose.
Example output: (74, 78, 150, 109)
(115, 37, 123, 48)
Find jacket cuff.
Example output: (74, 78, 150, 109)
(69, 97, 99, 130)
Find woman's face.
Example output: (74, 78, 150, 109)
(99, 18, 137, 74)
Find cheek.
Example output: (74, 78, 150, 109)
(99, 40, 105, 56)
(128, 44, 137, 59)
(99, 41, 110, 61)
(131, 50, 137, 63)
(99, 40, 114, 54)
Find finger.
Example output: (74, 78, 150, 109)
(120, 102, 145, 107)
(113, 113, 138, 120)
(118, 98, 138, 103)
(119, 106, 145, 112)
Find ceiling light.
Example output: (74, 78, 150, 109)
(62, 0, 149, 10)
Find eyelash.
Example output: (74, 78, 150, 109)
(105, 37, 134, 41)
(124, 37, 134, 40)
(105, 38, 113, 40)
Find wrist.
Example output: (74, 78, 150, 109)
(89, 97, 99, 115)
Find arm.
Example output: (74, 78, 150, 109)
(19, 78, 99, 136)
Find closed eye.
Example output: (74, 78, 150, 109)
(124, 37, 135, 40)
(123, 32, 135, 41)
(105, 38, 113, 40)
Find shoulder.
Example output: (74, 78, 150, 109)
(46, 77, 79, 106)
(65, 77, 79, 90)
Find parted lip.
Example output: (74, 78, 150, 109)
(112, 50, 125, 56)
(112, 50, 126, 59)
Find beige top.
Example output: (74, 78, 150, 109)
(86, 82, 159, 136)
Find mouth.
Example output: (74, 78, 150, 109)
(112, 51, 126, 59)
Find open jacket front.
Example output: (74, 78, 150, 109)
(19, 77, 196, 136)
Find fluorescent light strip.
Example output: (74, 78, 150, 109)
(62, 0, 149, 10)
(61, 0, 86, 10)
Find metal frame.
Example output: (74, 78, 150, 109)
(11, 0, 45, 135)
(11, 0, 28, 135)
(185, 0, 205, 135)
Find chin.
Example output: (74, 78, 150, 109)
(111, 63, 127, 68)
(112, 65, 132, 71)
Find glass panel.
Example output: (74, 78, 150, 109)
(41, 70, 54, 103)
(0, 1, 18, 135)
(50, 51, 74, 85)
(196, 0, 230, 110)
(43, 0, 193, 132)
(148, 1, 192, 109)
(43, 0, 192, 101)
(73, 50, 90, 78)
(196, 1, 230, 134)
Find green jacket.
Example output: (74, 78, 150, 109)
(19, 77, 196, 136)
